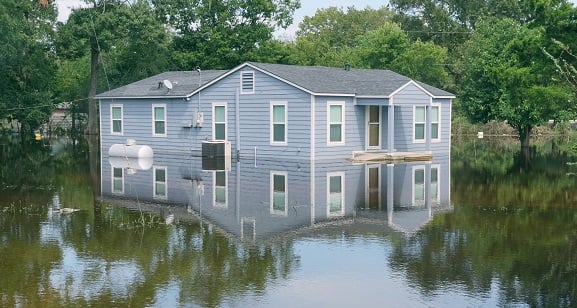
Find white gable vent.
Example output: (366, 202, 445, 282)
(240, 71, 254, 94)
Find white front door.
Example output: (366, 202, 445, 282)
(367, 106, 381, 149)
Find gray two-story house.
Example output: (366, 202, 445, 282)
(95, 62, 454, 161)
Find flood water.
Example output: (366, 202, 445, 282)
(1, 136, 576, 307)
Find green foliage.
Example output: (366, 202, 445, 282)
(154, 0, 300, 69)
(0, 0, 58, 135)
(289, 7, 453, 89)
(457, 18, 574, 146)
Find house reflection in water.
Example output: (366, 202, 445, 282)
(100, 151, 451, 240)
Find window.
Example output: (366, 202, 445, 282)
(154, 167, 167, 199)
(112, 167, 123, 194)
(414, 106, 426, 142)
(111, 105, 123, 135)
(431, 105, 440, 141)
(271, 102, 287, 144)
(270, 172, 287, 215)
(327, 172, 345, 216)
(213, 103, 227, 140)
(328, 102, 345, 144)
(240, 71, 254, 94)
(153, 105, 166, 136)
(214, 171, 227, 208)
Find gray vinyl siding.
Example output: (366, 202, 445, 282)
(391, 86, 452, 152)
(100, 98, 195, 155)
(100, 66, 452, 170)
(197, 69, 312, 161)
(313, 96, 364, 160)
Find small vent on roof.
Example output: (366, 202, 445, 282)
(344, 63, 351, 71)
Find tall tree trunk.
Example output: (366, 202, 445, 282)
(519, 125, 532, 149)
(87, 45, 99, 136)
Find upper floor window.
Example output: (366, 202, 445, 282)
(213, 103, 227, 140)
(431, 105, 440, 141)
(271, 102, 287, 145)
(240, 71, 255, 94)
(153, 104, 166, 136)
(111, 105, 123, 135)
(328, 102, 345, 145)
(414, 106, 426, 142)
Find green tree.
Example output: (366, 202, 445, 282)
(154, 0, 300, 69)
(353, 22, 452, 89)
(57, 0, 130, 136)
(457, 18, 573, 148)
(0, 0, 58, 137)
(57, 0, 172, 136)
(288, 6, 393, 67)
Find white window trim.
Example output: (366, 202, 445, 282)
(413, 106, 426, 143)
(240, 71, 255, 94)
(111, 104, 123, 135)
(327, 172, 345, 217)
(152, 104, 167, 137)
(270, 171, 288, 216)
(270, 101, 288, 145)
(213, 171, 228, 208)
(153, 166, 168, 199)
(111, 167, 124, 194)
(431, 104, 441, 143)
(327, 101, 345, 146)
(212, 102, 227, 141)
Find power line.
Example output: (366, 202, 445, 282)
(0, 97, 89, 112)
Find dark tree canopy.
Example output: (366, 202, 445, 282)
(0, 0, 58, 136)
(457, 18, 574, 147)
(153, 0, 300, 69)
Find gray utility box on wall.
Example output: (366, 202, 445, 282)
(202, 140, 231, 171)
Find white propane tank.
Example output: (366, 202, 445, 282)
(108, 140, 154, 158)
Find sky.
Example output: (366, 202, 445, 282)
(55, 0, 386, 38)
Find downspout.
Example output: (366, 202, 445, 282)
(235, 88, 241, 159)
(197, 68, 201, 113)
(426, 105, 431, 152)
(235, 88, 241, 222)
(387, 104, 394, 153)
(310, 94, 316, 225)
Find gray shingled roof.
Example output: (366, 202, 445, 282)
(95, 62, 454, 99)
(95, 70, 228, 99)
(248, 62, 454, 97)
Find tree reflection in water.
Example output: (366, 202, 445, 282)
(388, 137, 577, 307)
